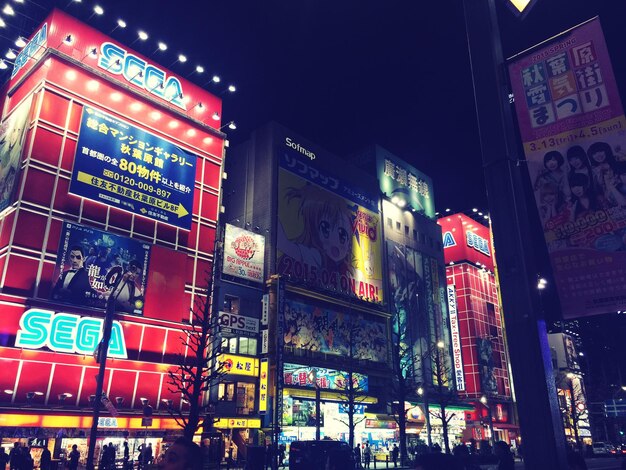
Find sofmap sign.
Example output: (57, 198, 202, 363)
(447, 285, 465, 391)
(70, 107, 196, 229)
(98, 42, 186, 110)
(15, 309, 127, 359)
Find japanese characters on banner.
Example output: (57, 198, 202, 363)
(283, 363, 369, 392)
(219, 354, 259, 377)
(447, 285, 465, 392)
(259, 359, 269, 413)
(223, 224, 265, 283)
(277, 147, 384, 303)
(283, 298, 387, 363)
(377, 151, 435, 219)
(509, 18, 626, 318)
(70, 107, 197, 230)
(51, 221, 151, 315)
(0, 95, 32, 213)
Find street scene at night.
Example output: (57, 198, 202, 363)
(0, 0, 624, 469)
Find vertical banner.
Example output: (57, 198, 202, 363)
(51, 221, 151, 314)
(447, 285, 465, 392)
(0, 95, 32, 212)
(509, 18, 626, 318)
(477, 338, 498, 395)
(259, 359, 269, 413)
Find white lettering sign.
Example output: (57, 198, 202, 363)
(447, 285, 465, 391)
(218, 311, 259, 336)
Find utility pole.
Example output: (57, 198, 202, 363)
(463, 0, 568, 468)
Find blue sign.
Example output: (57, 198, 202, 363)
(70, 107, 196, 229)
(15, 308, 127, 359)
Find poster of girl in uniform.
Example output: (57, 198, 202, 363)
(277, 169, 383, 303)
(0, 95, 33, 212)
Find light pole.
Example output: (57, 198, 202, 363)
(417, 386, 432, 448)
(86, 277, 125, 470)
(480, 396, 495, 448)
(463, 1, 568, 468)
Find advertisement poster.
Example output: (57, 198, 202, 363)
(277, 148, 383, 303)
(477, 338, 497, 395)
(283, 397, 324, 427)
(70, 107, 197, 230)
(283, 363, 368, 392)
(51, 221, 151, 315)
(0, 95, 32, 213)
(509, 18, 626, 318)
(223, 224, 265, 283)
(283, 298, 387, 363)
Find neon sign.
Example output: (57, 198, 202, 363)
(442, 231, 456, 248)
(12, 23, 47, 78)
(97, 42, 186, 110)
(466, 231, 490, 256)
(15, 308, 127, 358)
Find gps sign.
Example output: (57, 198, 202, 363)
(218, 311, 259, 337)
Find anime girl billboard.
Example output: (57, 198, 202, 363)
(277, 166, 383, 303)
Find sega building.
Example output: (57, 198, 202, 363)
(0, 9, 227, 463)
(438, 213, 519, 446)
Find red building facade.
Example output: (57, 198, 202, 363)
(0, 8, 225, 454)
(438, 213, 518, 445)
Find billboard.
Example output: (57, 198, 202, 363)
(51, 221, 151, 315)
(283, 397, 324, 427)
(438, 213, 494, 271)
(376, 149, 435, 219)
(0, 95, 32, 213)
(277, 147, 383, 303)
(447, 285, 465, 391)
(283, 363, 368, 392)
(509, 18, 626, 318)
(218, 354, 259, 377)
(223, 224, 265, 283)
(283, 298, 387, 363)
(70, 107, 197, 230)
(477, 338, 497, 395)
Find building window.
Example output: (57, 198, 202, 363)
(236, 383, 256, 415)
(218, 382, 235, 401)
(404, 225, 409, 236)
(413, 229, 417, 241)
(387, 217, 392, 228)
(396, 221, 401, 231)
(221, 336, 258, 356)
(224, 295, 240, 313)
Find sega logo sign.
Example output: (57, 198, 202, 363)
(466, 231, 490, 256)
(12, 23, 47, 78)
(15, 308, 127, 359)
(98, 42, 185, 110)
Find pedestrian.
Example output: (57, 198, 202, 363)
(493, 441, 514, 470)
(22, 448, 34, 470)
(9, 443, 20, 470)
(123, 442, 130, 470)
(40, 447, 51, 470)
(0, 447, 9, 470)
(391, 444, 399, 468)
(68, 445, 80, 470)
(354, 444, 362, 469)
(278, 444, 286, 468)
(363, 443, 371, 469)
(145, 444, 153, 466)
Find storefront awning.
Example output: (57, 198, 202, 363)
(284, 387, 378, 404)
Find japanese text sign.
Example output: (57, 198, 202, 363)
(447, 285, 465, 391)
(70, 107, 196, 229)
(376, 149, 435, 219)
(51, 221, 151, 314)
(509, 18, 626, 318)
(259, 359, 268, 413)
(283, 363, 368, 392)
(223, 224, 265, 283)
(219, 354, 259, 377)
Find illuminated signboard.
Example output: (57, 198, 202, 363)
(447, 285, 465, 391)
(466, 231, 490, 256)
(259, 359, 269, 413)
(283, 363, 368, 393)
(70, 107, 196, 230)
(98, 417, 118, 428)
(442, 232, 456, 248)
(218, 311, 259, 336)
(213, 418, 261, 429)
(376, 150, 435, 219)
(11, 23, 47, 78)
(223, 224, 265, 283)
(218, 354, 259, 377)
(15, 309, 127, 359)
(98, 42, 186, 110)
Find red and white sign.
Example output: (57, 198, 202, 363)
(439, 213, 494, 271)
(447, 285, 465, 392)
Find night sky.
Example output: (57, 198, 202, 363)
(4, 0, 625, 213)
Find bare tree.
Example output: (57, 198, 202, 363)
(425, 342, 456, 454)
(558, 372, 587, 451)
(166, 275, 225, 439)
